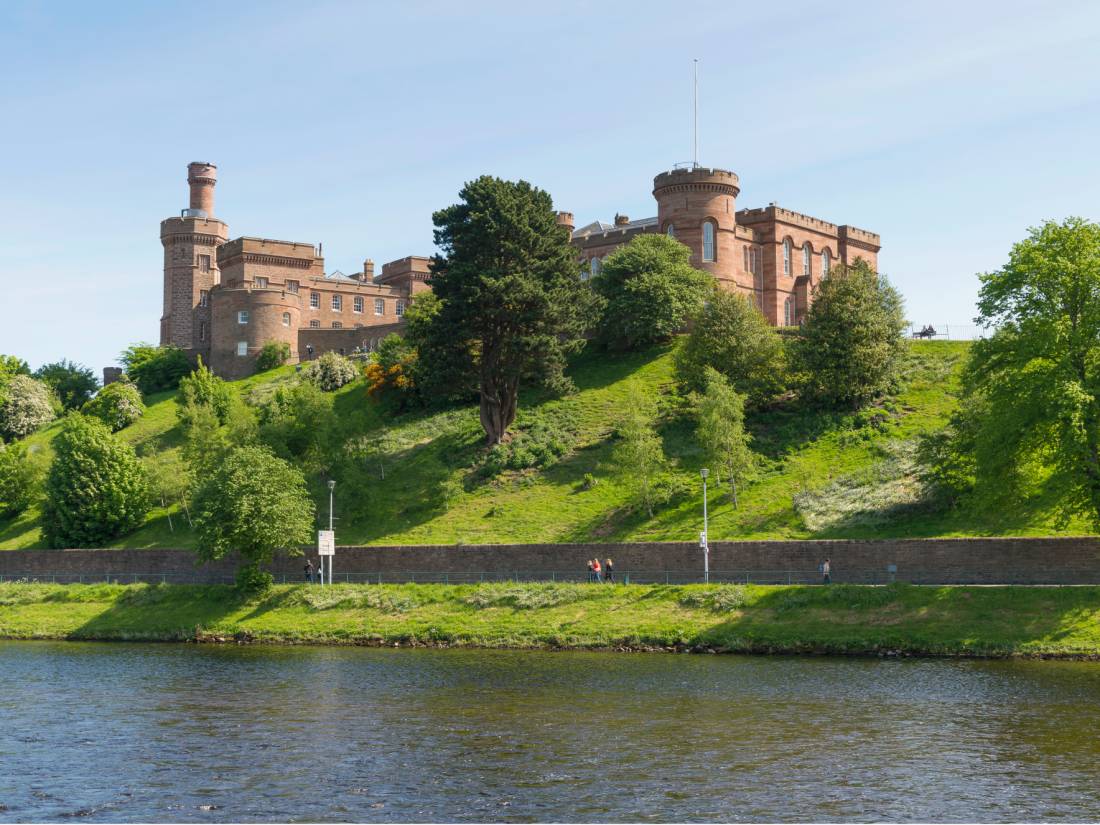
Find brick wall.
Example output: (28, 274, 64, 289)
(3, 538, 1100, 585)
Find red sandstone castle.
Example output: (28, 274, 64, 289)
(161, 162, 879, 378)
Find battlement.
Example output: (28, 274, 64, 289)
(378, 256, 432, 281)
(839, 224, 881, 247)
(737, 204, 840, 236)
(653, 166, 740, 196)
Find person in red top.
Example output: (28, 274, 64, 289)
(592, 558, 602, 583)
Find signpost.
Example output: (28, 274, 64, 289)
(318, 529, 335, 586)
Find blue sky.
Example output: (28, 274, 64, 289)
(2, 0, 1099, 372)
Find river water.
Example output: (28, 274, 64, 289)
(3, 642, 1100, 822)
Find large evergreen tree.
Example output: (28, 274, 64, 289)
(425, 176, 594, 445)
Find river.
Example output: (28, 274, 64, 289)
(2, 642, 1100, 822)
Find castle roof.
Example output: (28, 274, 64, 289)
(572, 215, 657, 239)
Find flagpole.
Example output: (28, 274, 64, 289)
(693, 58, 699, 168)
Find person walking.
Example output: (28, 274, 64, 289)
(604, 558, 614, 583)
(593, 558, 602, 583)
(822, 558, 831, 585)
(586, 559, 595, 582)
(304, 559, 314, 584)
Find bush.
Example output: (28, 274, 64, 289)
(177, 358, 233, 424)
(0, 441, 42, 519)
(120, 344, 192, 395)
(480, 410, 576, 475)
(33, 360, 99, 411)
(42, 414, 149, 548)
(791, 261, 906, 408)
(675, 290, 787, 404)
(0, 375, 57, 441)
(365, 334, 418, 406)
(303, 351, 359, 391)
(82, 378, 145, 432)
(256, 341, 291, 372)
(593, 234, 713, 350)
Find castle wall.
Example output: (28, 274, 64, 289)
(159, 216, 227, 350)
(210, 287, 301, 379)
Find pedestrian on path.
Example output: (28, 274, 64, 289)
(822, 558, 831, 585)
(593, 558, 602, 583)
(586, 559, 595, 582)
(304, 559, 314, 584)
(604, 558, 614, 583)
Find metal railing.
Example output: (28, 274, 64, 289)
(0, 569, 883, 586)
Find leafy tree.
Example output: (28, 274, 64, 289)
(593, 234, 713, 351)
(951, 217, 1100, 524)
(696, 368, 756, 507)
(256, 341, 291, 372)
(424, 175, 595, 444)
(675, 289, 787, 403)
(179, 400, 231, 478)
(0, 355, 30, 384)
(613, 384, 666, 517)
(177, 358, 233, 424)
(365, 334, 418, 405)
(257, 380, 339, 475)
(42, 414, 149, 547)
(120, 343, 191, 395)
(302, 351, 359, 391)
(34, 360, 98, 411)
(82, 377, 145, 432)
(144, 452, 191, 531)
(0, 441, 43, 519)
(791, 260, 905, 408)
(0, 376, 57, 441)
(191, 445, 316, 590)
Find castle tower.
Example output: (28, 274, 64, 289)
(159, 162, 229, 354)
(652, 167, 740, 287)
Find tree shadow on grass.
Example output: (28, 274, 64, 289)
(71, 583, 255, 641)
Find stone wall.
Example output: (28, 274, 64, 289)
(2, 537, 1100, 585)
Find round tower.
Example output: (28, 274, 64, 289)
(187, 162, 217, 217)
(652, 167, 740, 284)
(210, 287, 302, 380)
(555, 211, 574, 235)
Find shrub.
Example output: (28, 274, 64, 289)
(82, 378, 145, 432)
(791, 261, 906, 408)
(480, 411, 576, 476)
(593, 234, 713, 350)
(0, 441, 42, 519)
(256, 341, 291, 372)
(177, 358, 233, 424)
(365, 334, 418, 406)
(0, 375, 57, 441)
(303, 351, 359, 391)
(33, 360, 99, 411)
(120, 343, 191, 395)
(675, 290, 787, 404)
(43, 414, 149, 548)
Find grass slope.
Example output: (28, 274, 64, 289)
(3, 581, 1100, 657)
(0, 340, 1091, 550)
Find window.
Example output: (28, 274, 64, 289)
(310, 319, 320, 328)
(783, 239, 791, 275)
(802, 243, 811, 277)
(750, 247, 757, 274)
(310, 292, 320, 309)
(237, 310, 249, 325)
(198, 255, 211, 272)
(199, 289, 209, 307)
(198, 322, 206, 342)
(743, 247, 749, 271)
(822, 248, 831, 277)
(332, 321, 342, 329)
(702, 221, 716, 262)
(287, 280, 299, 294)
(374, 298, 384, 315)
(282, 312, 291, 327)
(590, 257, 601, 278)
(332, 294, 342, 311)
(353, 296, 363, 313)
(784, 297, 793, 326)
(237, 341, 247, 356)
(354, 323, 363, 329)
(255, 277, 269, 288)
(396, 300, 406, 317)
(666, 224, 675, 238)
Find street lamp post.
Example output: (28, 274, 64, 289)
(327, 479, 336, 586)
(700, 468, 710, 584)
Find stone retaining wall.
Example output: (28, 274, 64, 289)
(2, 537, 1100, 585)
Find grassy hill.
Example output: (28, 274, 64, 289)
(0, 339, 1091, 551)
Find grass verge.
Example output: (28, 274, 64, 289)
(3, 581, 1100, 657)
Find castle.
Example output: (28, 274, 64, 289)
(159, 162, 879, 378)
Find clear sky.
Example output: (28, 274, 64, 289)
(2, 0, 1099, 373)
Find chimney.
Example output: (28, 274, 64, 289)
(186, 162, 217, 217)
(614, 213, 629, 226)
(364, 259, 375, 281)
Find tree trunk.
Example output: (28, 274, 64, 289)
(730, 478, 739, 509)
(479, 365, 519, 446)
(1082, 398, 1100, 526)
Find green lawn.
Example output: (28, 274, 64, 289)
(1, 339, 1092, 551)
(3, 580, 1100, 657)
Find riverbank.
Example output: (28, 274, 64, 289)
(2, 581, 1100, 656)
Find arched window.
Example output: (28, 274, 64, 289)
(702, 221, 716, 262)
(822, 248, 831, 277)
(282, 312, 291, 327)
(803, 243, 811, 277)
(590, 257, 601, 278)
(784, 297, 794, 326)
(666, 224, 675, 238)
(783, 239, 791, 275)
